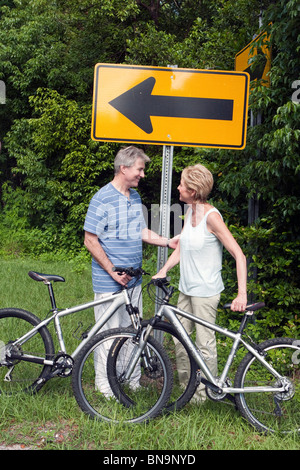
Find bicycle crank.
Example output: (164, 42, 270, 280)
(51, 353, 74, 377)
(204, 377, 236, 405)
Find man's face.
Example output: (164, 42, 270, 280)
(122, 158, 145, 188)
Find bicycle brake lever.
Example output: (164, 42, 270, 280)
(112, 266, 150, 277)
(151, 276, 171, 287)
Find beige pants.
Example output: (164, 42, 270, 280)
(174, 292, 220, 403)
(94, 286, 142, 396)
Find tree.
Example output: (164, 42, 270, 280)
(209, 0, 300, 336)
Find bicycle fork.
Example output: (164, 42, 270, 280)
(121, 323, 155, 382)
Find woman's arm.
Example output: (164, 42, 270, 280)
(207, 212, 247, 311)
(142, 228, 179, 249)
(151, 208, 192, 279)
(152, 242, 181, 279)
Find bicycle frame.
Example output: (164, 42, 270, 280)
(10, 289, 138, 365)
(142, 303, 288, 396)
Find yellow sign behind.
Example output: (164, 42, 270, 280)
(235, 30, 271, 86)
(92, 64, 249, 149)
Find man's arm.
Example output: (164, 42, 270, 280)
(84, 231, 131, 286)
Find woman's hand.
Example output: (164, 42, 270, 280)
(230, 293, 247, 312)
(152, 269, 168, 280)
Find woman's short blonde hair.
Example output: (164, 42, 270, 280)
(181, 164, 214, 202)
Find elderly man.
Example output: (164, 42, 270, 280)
(84, 145, 176, 395)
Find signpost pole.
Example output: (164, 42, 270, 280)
(157, 144, 174, 269)
(154, 144, 174, 342)
(153, 64, 176, 342)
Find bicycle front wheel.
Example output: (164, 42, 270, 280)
(234, 337, 300, 434)
(0, 308, 55, 394)
(141, 320, 198, 412)
(72, 328, 173, 424)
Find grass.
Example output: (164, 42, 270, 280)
(0, 257, 299, 451)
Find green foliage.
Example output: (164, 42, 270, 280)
(210, 0, 300, 338)
(217, 223, 300, 339)
(0, 0, 299, 338)
(2, 87, 119, 252)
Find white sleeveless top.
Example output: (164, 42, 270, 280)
(179, 208, 224, 297)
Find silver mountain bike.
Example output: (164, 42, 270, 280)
(0, 267, 174, 423)
(77, 277, 299, 433)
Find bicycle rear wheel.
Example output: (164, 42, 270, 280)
(234, 337, 300, 434)
(0, 308, 55, 394)
(72, 328, 173, 424)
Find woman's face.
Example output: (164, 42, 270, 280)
(177, 178, 195, 204)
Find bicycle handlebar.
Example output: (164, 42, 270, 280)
(223, 301, 265, 311)
(148, 277, 175, 299)
(112, 266, 149, 277)
(150, 277, 170, 288)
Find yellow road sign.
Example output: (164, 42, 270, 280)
(91, 64, 250, 149)
(235, 30, 271, 86)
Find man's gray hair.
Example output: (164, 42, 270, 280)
(114, 146, 150, 174)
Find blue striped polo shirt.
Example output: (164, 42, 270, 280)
(84, 182, 147, 293)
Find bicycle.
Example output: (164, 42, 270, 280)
(81, 277, 300, 433)
(0, 267, 175, 423)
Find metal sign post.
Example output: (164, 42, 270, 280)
(157, 144, 174, 270)
(154, 144, 174, 342)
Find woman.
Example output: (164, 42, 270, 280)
(154, 164, 247, 402)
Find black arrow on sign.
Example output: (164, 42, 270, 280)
(244, 49, 267, 81)
(109, 77, 234, 134)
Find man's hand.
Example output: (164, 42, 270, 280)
(110, 268, 132, 286)
(85, 231, 132, 286)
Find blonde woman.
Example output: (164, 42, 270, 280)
(153, 164, 247, 402)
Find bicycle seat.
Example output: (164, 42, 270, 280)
(28, 271, 65, 283)
(223, 302, 265, 311)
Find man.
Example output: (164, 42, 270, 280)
(84, 145, 177, 395)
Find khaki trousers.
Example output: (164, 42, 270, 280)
(93, 286, 142, 396)
(174, 292, 220, 403)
